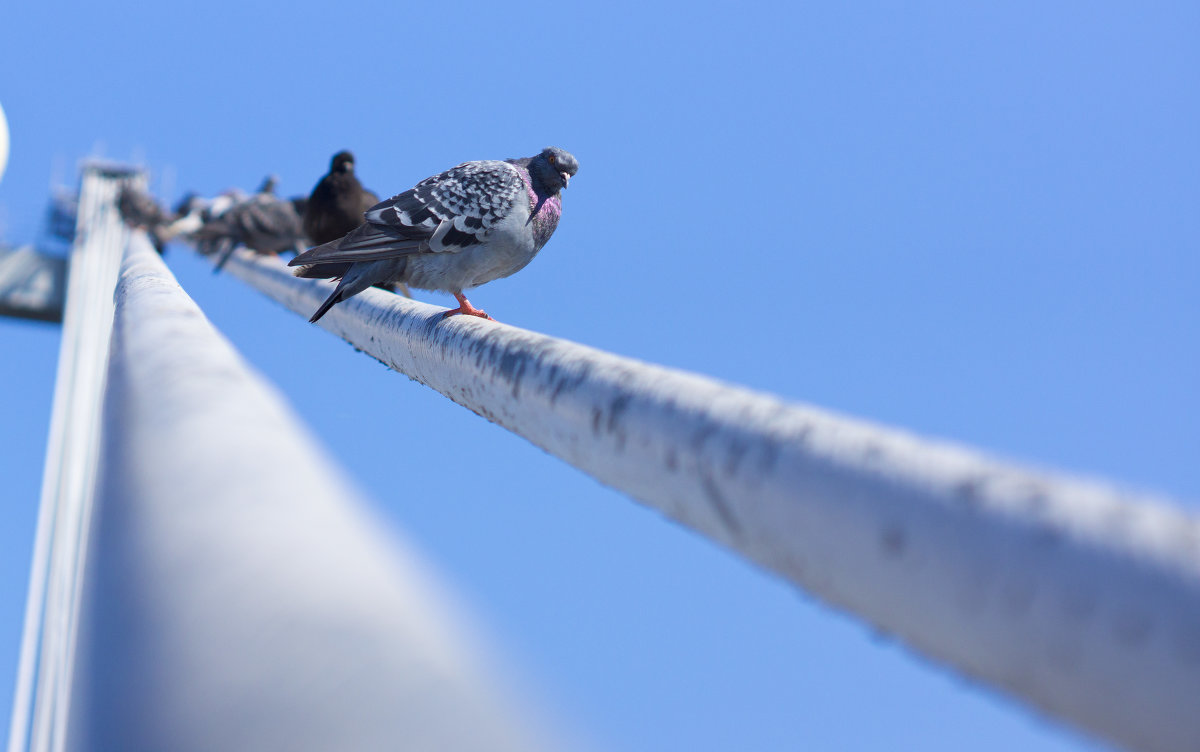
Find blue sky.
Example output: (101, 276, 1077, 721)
(1, 2, 1198, 750)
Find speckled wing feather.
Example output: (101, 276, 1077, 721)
(290, 160, 524, 268)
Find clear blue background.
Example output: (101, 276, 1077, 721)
(1, 2, 1197, 749)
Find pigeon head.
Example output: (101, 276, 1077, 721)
(530, 147, 578, 194)
(257, 174, 279, 195)
(172, 191, 199, 217)
(330, 151, 356, 174)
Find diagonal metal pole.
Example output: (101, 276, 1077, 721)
(10, 169, 561, 752)
(61, 233, 554, 752)
(218, 247, 1200, 752)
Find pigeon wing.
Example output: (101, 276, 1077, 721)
(290, 160, 524, 267)
(240, 198, 303, 254)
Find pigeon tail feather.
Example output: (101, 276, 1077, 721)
(213, 245, 238, 273)
(309, 287, 344, 323)
(294, 262, 350, 279)
(290, 236, 343, 266)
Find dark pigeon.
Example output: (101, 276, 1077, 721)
(290, 146, 578, 323)
(303, 151, 378, 245)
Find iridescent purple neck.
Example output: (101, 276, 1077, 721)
(513, 163, 563, 251)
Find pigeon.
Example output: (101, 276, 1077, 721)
(303, 151, 378, 245)
(256, 174, 279, 196)
(290, 146, 579, 323)
(299, 150, 400, 291)
(164, 189, 248, 243)
(117, 185, 175, 254)
(192, 176, 307, 271)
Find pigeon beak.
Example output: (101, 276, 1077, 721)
(559, 171, 571, 189)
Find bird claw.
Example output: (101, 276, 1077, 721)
(442, 307, 494, 321)
(444, 293, 494, 320)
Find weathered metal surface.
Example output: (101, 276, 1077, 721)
(223, 248, 1200, 752)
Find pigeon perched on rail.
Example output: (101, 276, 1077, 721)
(210, 199, 307, 271)
(298, 150, 411, 295)
(117, 185, 175, 254)
(290, 146, 579, 323)
(304, 151, 378, 246)
(164, 189, 248, 242)
(194, 177, 307, 271)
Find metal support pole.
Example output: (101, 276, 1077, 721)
(65, 234, 552, 751)
(221, 248, 1200, 752)
(12, 173, 555, 751)
(8, 165, 139, 752)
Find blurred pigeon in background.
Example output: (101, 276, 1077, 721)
(302, 150, 409, 296)
(255, 174, 278, 196)
(291, 146, 578, 323)
(117, 185, 175, 254)
(164, 188, 249, 244)
(191, 176, 307, 271)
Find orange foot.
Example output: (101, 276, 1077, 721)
(443, 291, 495, 320)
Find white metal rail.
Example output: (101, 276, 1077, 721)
(9, 175, 555, 752)
(71, 234, 550, 752)
(222, 247, 1200, 752)
(8, 165, 137, 752)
